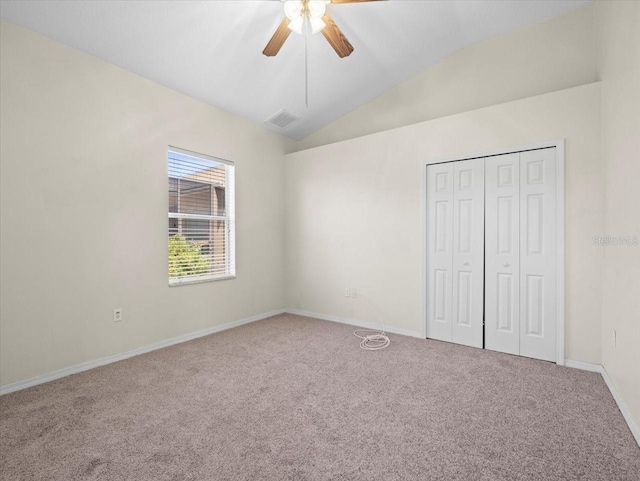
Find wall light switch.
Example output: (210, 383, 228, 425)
(114, 308, 123, 322)
(351, 288, 357, 298)
(345, 288, 351, 298)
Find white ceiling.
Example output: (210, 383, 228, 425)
(0, 0, 590, 140)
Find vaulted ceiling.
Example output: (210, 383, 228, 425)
(0, 0, 590, 140)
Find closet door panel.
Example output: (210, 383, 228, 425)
(519, 149, 557, 362)
(451, 158, 484, 348)
(426, 163, 454, 342)
(485, 153, 520, 355)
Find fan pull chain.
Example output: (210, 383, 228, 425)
(304, 19, 309, 109)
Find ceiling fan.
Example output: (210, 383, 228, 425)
(263, 0, 386, 58)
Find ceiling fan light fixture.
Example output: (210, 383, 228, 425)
(309, 16, 326, 34)
(288, 16, 304, 35)
(266, 0, 363, 58)
(283, 0, 327, 35)
(308, 1, 327, 19)
(284, 1, 303, 21)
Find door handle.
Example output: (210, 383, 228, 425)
(503, 262, 511, 267)
(463, 262, 470, 266)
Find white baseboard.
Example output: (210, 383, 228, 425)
(564, 359, 603, 373)
(600, 367, 640, 446)
(565, 358, 639, 446)
(284, 308, 424, 339)
(0, 309, 285, 396)
(3, 311, 637, 448)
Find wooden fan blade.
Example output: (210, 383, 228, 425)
(321, 14, 354, 58)
(331, 0, 387, 3)
(263, 17, 292, 57)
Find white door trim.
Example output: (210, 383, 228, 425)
(555, 140, 565, 366)
(422, 139, 565, 365)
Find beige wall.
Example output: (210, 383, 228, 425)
(285, 83, 603, 364)
(596, 0, 640, 431)
(0, 21, 294, 386)
(295, 5, 597, 152)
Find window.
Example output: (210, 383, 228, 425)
(168, 147, 235, 285)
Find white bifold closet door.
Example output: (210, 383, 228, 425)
(484, 153, 521, 355)
(426, 158, 484, 348)
(485, 149, 557, 362)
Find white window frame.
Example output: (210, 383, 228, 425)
(168, 146, 236, 286)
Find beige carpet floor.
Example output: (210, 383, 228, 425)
(1, 313, 639, 480)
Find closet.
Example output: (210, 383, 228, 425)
(426, 147, 558, 362)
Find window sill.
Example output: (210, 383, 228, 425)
(169, 274, 236, 287)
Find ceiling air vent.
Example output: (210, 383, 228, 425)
(265, 109, 299, 129)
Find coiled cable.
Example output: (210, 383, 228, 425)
(354, 330, 390, 350)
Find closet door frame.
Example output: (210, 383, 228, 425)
(422, 139, 565, 366)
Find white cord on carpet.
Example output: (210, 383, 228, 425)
(350, 294, 391, 350)
(354, 330, 390, 350)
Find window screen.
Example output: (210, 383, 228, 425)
(168, 148, 235, 285)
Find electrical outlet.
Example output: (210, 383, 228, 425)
(612, 329, 616, 347)
(345, 288, 351, 298)
(113, 308, 123, 322)
(351, 288, 357, 298)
